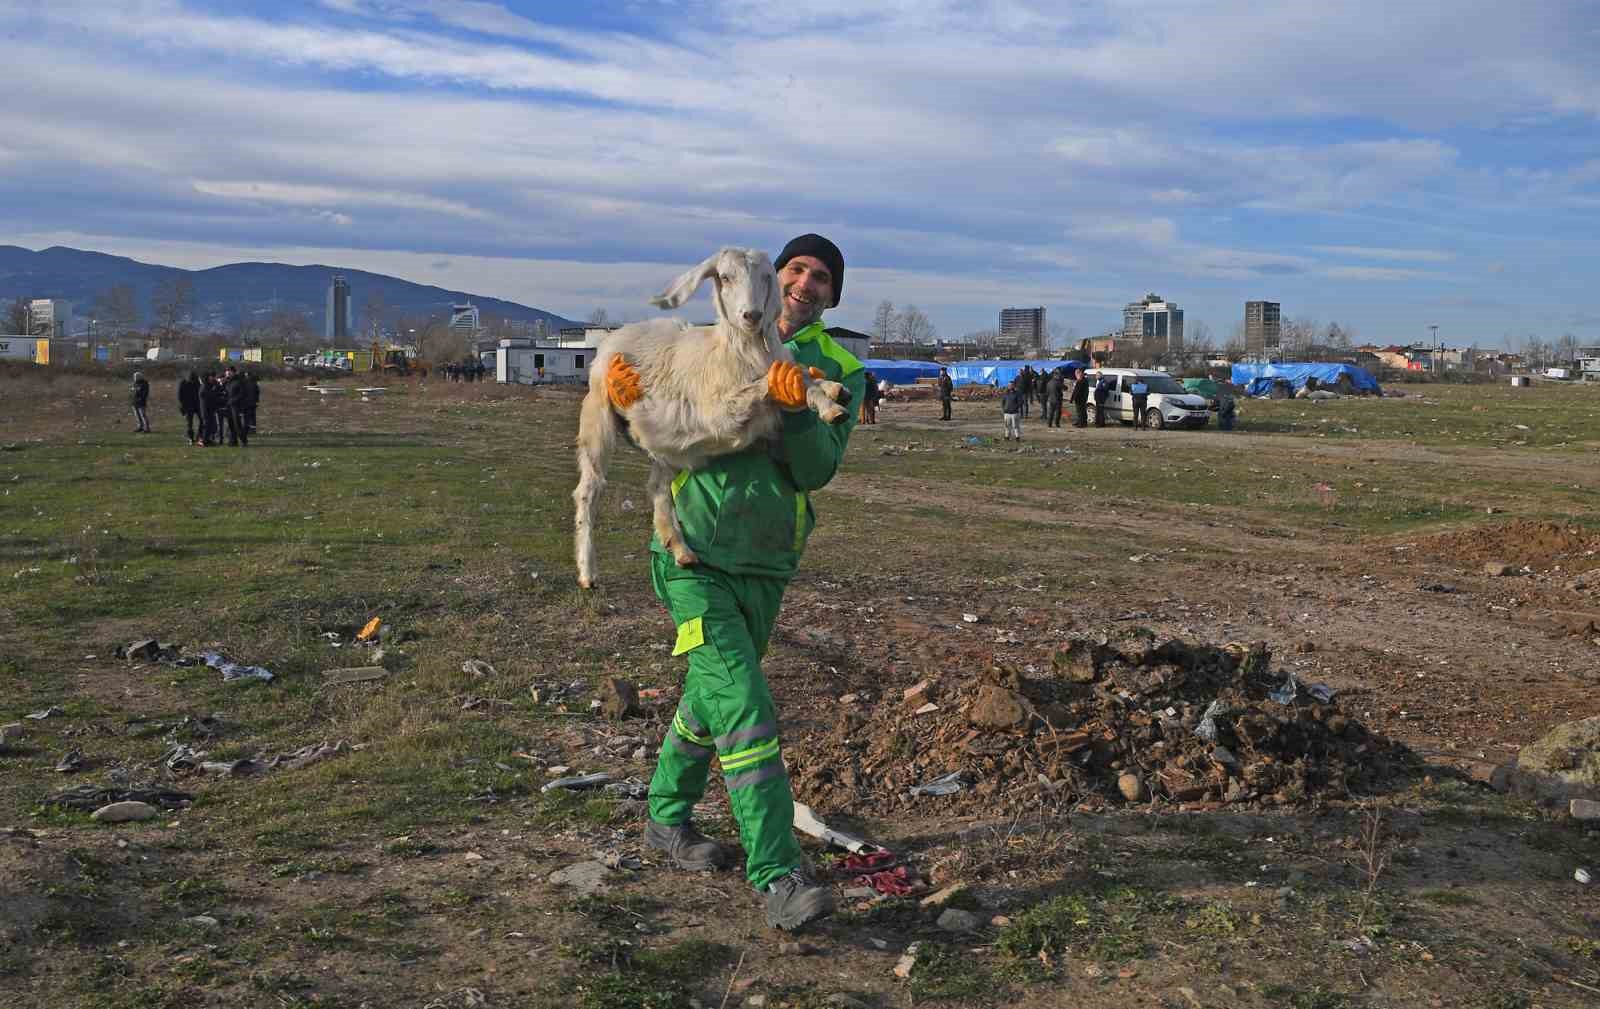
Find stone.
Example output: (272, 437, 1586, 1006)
(183, 915, 220, 928)
(743, 996, 766, 1008)
(1492, 715, 1600, 804)
(548, 860, 611, 897)
(1484, 561, 1513, 577)
(893, 942, 921, 978)
(843, 886, 876, 899)
(936, 908, 979, 932)
(1052, 640, 1102, 684)
(1117, 773, 1146, 802)
(600, 678, 641, 721)
(91, 801, 158, 823)
(969, 683, 1028, 731)
(920, 883, 967, 908)
(903, 680, 933, 709)
(777, 941, 813, 956)
(464, 852, 485, 862)
(0, 722, 23, 743)
(989, 915, 1011, 927)
(1572, 798, 1600, 821)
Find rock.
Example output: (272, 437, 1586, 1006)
(1484, 561, 1514, 577)
(903, 680, 933, 709)
(843, 886, 876, 900)
(464, 852, 485, 862)
(777, 941, 813, 956)
(548, 861, 611, 897)
(91, 801, 158, 823)
(914, 703, 940, 717)
(1572, 798, 1600, 821)
(0, 722, 24, 743)
(1118, 773, 1146, 802)
(743, 996, 766, 1008)
(1052, 640, 1102, 683)
(920, 883, 967, 908)
(990, 915, 1011, 927)
(936, 908, 979, 932)
(1492, 716, 1600, 804)
(183, 915, 220, 928)
(600, 679, 641, 721)
(893, 942, 921, 978)
(969, 683, 1028, 731)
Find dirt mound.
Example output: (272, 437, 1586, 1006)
(787, 637, 1414, 815)
(1417, 520, 1600, 574)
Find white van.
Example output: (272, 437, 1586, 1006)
(1085, 367, 1211, 429)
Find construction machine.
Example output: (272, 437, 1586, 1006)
(378, 347, 431, 379)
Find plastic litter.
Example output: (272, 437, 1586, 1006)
(201, 650, 274, 684)
(1268, 671, 1300, 705)
(792, 801, 885, 854)
(54, 748, 84, 773)
(25, 706, 65, 720)
(356, 617, 382, 642)
(603, 780, 649, 800)
(908, 771, 966, 797)
(540, 772, 614, 793)
(1577, 867, 1592, 885)
(1194, 699, 1229, 741)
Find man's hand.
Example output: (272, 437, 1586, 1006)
(767, 361, 814, 411)
(605, 356, 643, 409)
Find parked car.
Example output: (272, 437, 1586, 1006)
(1085, 368, 1211, 429)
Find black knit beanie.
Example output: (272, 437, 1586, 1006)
(775, 233, 844, 307)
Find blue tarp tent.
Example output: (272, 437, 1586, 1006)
(1230, 362, 1380, 397)
(945, 360, 1081, 388)
(859, 359, 942, 386)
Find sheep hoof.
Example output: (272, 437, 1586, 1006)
(578, 576, 597, 590)
(672, 546, 699, 568)
(820, 405, 848, 425)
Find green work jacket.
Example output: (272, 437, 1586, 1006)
(651, 321, 866, 580)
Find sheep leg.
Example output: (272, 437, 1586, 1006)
(647, 459, 697, 568)
(572, 387, 616, 589)
(806, 378, 850, 425)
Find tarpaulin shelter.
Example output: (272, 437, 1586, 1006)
(859, 359, 943, 386)
(945, 360, 1080, 388)
(1230, 363, 1380, 397)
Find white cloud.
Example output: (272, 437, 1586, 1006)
(1310, 246, 1456, 263)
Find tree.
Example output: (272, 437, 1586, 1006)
(1045, 320, 1078, 354)
(588, 308, 610, 327)
(1555, 333, 1579, 365)
(1186, 319, 1215, 362)
(1223, 321, 1246, 361)
(150, 275, 196, 350)
(1282, 316, 1318, 359)
(870, 300, 898, 343)
(91, 284, 139, 340)
(1324, 321, 1353, 351)
(5, 296, 28, 335)
(362, 290, 389, 341)
(264, 309, 313, 347)
(897, 304, 935, 344)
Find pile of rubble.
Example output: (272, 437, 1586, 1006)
(788, 637, 1415, 814)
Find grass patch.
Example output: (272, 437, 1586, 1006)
(567, 938, 736, 1009)
(907, 942, 997, 1003)
(995, 884, 1179, 967)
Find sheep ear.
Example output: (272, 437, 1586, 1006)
(651, 252, 722, 309)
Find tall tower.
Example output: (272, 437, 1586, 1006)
(326, 275, 352, 341)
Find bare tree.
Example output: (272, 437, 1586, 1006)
(150, 275, 196, 351)
(1223, 321, 1246, 361)
(265, 309, 313, 347)
(898, 304, 935, 344)
(1045, 320, 1078, 354)
(1555, 332, 1579, 365)
(91, 284, 139, 340)
(362, 290, 389, 341)
(870, 300, 898, 343)
(1282, 316, 1319, 359)
(416, 320, 468, 364)
(5, 296, 29, 335)
(588, 307, 610, 327)
(1186, 319, 1215, 362)
(1324, 321, 1353, 351)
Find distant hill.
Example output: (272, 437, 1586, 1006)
(0, 245, 582, 335)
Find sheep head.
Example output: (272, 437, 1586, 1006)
(651, 247, 780, 346)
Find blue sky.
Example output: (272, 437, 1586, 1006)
(2, 0, 1597, 348)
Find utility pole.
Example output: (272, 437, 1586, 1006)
(1429, 324, 1440, 375)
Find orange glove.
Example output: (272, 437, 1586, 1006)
(605, 355, 643, 409)
(767, 360, 808, 410)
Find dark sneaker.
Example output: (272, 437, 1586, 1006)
(643, 819, 728, 871)
(764, 868, 835, 931)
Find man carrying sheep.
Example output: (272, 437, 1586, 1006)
(603, 234, 865, 931)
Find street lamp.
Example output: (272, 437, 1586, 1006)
(1428, 324, 1439, 374)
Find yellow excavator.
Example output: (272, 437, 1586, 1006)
(371, 340, 430, 379)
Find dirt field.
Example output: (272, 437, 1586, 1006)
(2, 366, 1598, 1009)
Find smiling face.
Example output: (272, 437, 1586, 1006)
(777, 254, 834, 336)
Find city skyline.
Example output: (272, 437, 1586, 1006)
(2, 1, 1597, 349)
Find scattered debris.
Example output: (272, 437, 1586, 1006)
(47, 785, 193, 812)
(893, 942, 922, 979)
(1491, 715, 1600, 804)
(603, 780, 649, 800)
(1576, 868, 1592, 885)
(600, 678, 642, 721)
(320, 666, 389, 689)
(91, 800, 159, 823)
(356, 617, 382, 642)
(201, 650, 274, 684)
(461, 659, 496, 678)
(53, 748, 84, 773)
(0, 722, 24, 743)
(792, 801, 884, 854)
(25, 707, 65, 720)
(908, 771, 966, 798)
(541, 772, 614, 793)
(262, 739, 348, 772)
(183, 915, 220, 928)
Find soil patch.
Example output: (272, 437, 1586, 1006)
(1418, 519, 1600, 574)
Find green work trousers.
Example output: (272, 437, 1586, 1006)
(647, 551, 801, 891)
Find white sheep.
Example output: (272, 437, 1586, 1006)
(572, 247, 850, 589)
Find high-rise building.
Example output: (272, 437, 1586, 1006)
(28, 299, 74, 339)
(998, 307, 1047, 353)
(1244, 301, 1281, 360)
(325, 275, 352, 341)
(1122, 294, 1183, 356)
(449, 303, 481, 337)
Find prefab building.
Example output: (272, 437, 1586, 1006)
(0, 337, 36, 361)
(496, 339, 595, 384)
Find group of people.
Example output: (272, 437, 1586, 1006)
(1001, 365, 1134, 440)
(444, 360, 487, 382)
(172, 367, 259, 447)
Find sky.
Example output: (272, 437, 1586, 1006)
(2, 0, 1598, 348)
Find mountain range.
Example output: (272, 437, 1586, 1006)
(0, 245, 581, 335)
